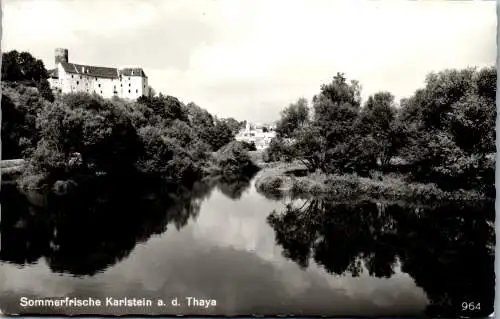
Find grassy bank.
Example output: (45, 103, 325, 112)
(254, 161, 490, 203)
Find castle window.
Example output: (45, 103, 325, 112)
(71, 75, 74, 78)
(121, 84, 123, 87)
(128, 90, 131, 93)
(128, 77, 130, 81)
(98, 84, 101, 88)
(95, 77, 98, 81)
(100, 91, 103, 94)
(76, 81, 79, 85)
(129, 83, 131, 87)
(136, 89, 138, 93)
(80, 75, 82, 79)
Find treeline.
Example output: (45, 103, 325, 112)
(1, 50, 55, 102)
(266, 69, 496, 194)
(1, 50, 251, 189)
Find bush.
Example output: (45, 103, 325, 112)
(241, 141, 257, 151)
(212, 141, 260, 178)
(30, 93, 142, 179)
(16, 92, 213, 188)
(1, 83, 50, 159)
(264, 138, 295, 163)
(255, 175, 284, 193)
(135, 126, 202, 183)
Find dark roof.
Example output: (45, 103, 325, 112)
(120, 68, 147, 78)
(59, 62, 147, 79)
(61, 62, 118, 79)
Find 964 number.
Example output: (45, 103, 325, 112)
(462, 302, 481, 311)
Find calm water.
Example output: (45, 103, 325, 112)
(0, 176, 495, 317)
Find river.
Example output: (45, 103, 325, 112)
(0, 175, 495, 317)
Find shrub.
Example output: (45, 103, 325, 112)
(256, 175, 284, 192)
(212, 141, 259, 178)
(135, 126, 202, 183)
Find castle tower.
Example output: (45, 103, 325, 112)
(54, 48, 69, 66)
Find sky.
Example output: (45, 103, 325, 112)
(1, 0, 496, 123)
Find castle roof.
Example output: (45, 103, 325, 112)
(120, 68, 147, 78)
(59, 62, 147, 79)
(61, 62, 118, 78)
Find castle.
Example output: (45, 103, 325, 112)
(47, 48, 149, 100)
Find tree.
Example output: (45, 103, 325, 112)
(264, 137, 295, 163)
(268, 73, 365, 173)
(184, 102, 237, 151)
(292, 125, 328, 172)
(1, 51, 24, 81)
(222, 117, 243, 134)
(31, 93, 142, 181)
(356, 92, 399, 168)
(136, 95, 189, 123)
(399, 66, 496, 190)
(309, 74, 362, 173)
(212, 141, 259, 179)
(1, 84, 49, 159)
(135, 125, 201, 183)
(2, 50, 54, 101)
(205, 119, 235, 151)
(186, 102, 217, 146)
(317, 72, 362, 109)
(164, 119, 196, 147)
(313, 74, 361, 138)
(275, 98, 310, 138)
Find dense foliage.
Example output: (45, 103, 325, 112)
(1, 51, 251, 189)
(1, 50, 54, 102)
(211, 141, 260, 179)
(1, 83, 50, 159)
(265, 68, 496, 193)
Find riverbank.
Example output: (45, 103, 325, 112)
(8, 140, 260, 194)
(254, 161, 490, 203)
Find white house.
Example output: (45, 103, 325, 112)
(235, 122, 276, 150)
(47, 48, 148, 100)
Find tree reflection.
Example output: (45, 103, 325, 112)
(199, 169, 257, 200)
(216, 178, 251, 200)
(267, 198, 495, 317)
(0, 175, 214, 276)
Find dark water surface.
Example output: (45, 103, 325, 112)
(0, 176, 495, 317)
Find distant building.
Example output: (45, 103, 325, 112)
(235, 122, 276, 150)
(47, 48, 149, 100)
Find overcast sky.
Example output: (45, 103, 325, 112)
(2, 0, 496, 123)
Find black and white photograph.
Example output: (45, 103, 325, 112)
(0, 0, 496, 317)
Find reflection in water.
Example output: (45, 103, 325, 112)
(0, 175, 494, 317)
(267, 198, 495, 318)
(212, 174, 255, 200)
(0, 176, 214, 276)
